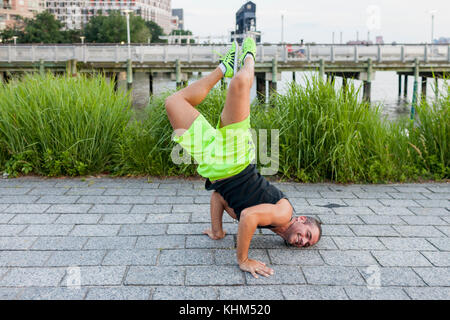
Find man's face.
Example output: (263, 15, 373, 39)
(285, 216, 320, 248)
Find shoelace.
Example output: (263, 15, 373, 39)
(215, 50, 235, 67)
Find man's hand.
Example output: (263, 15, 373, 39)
(203, 229, 226, 240)
(239, 258, 274, 279)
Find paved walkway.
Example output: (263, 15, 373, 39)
(0, 177, 448, 300)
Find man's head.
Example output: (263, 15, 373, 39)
(283, 216, 322, 248)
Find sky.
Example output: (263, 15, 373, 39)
(171, 0, 450, 44)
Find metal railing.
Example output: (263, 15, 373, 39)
(1, 44, 449, 64)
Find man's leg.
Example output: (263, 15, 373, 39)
(165, 67, 223, 134)
(219, 56, 254, 128)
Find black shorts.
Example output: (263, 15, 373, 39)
(205, 164, 293, 228)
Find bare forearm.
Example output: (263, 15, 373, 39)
(236, 215, 258, 264)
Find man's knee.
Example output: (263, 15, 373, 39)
(230, 72, 252, 90)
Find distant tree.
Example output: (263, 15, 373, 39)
(83, 10, 150, 43)
(170, 29, 195, 44)
(145, 20, 166, 43)
(0, 20, 25, 43)
(21, 11, 66, 43)
(62, 29, 83, 43)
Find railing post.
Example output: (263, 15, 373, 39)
(188, 45, 192, 63)
(354, 45, 358, 63)
(115, 45, 119, 63)
(164, 45, 168, 63)
(283, 45, 288, 63)
(32, 45, 35, 62)
(39, 59, 45, 76)
(330, 45, 335, 62)
(140, 44, 144, 64)
(7, 45, 11, 63)
(363, 58, 373, 103)
(377, 44, 382, 62)
(126, 59, 133, 91)
(258, 44, 263, 62)
(411, 58, 419, 121)
(319, 58, 325, 81)
(401, 46, 405, 63)
(306, 44, 311, 62)
(54, 45, 57, 62)
(175, 58, 181, 88)
(448, 45, 450, 62)
(424, 44, 428, 63)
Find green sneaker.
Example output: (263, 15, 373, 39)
(239, 37, 257, 67)
(218, 41, 238, 78)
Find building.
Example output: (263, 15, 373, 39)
(45, 0, 173, 34)
(375, 36, 384, 45)
(433, 37, 450, 44)
(171, 8, 183, 30)
(0, 0, 44, 30)
(230, 1, 261, 44)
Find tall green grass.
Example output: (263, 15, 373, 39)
(0, 73, 448, 182)
(0, 73, 131, 176)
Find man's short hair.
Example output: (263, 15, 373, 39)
(304, 216, 322, 243)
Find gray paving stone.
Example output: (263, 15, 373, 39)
(119, 224, 167, 236)
(71, 225, 120, 236)
(102, 249, 159, 266)
(141, 188, 177, 196)
(425, 185, 450, 193)
(194, 196, 210, 204)
(422, 192, 450, 200)
(0, 267, 66, 287)
(131, 205, 172, 214)
(302, 266, 365, 285)
(116, 196, 156, 204)
(317, 192, 355, 199)
(426, 238, 450, 251)
(268, 249, 324, 266)
(359, 215, 406, 225)
(37, 196, 80, 204)
(0, 187, 31, 195)
(371, 251, 431, 267)
(379, 238, 437, 251)
(186, 266, 244, 285)
(282, 285, 348, 300)
(45, 250, 106, 266)
(320, 250, 377, 266)
(289, 205, 334, 215)
(247, 235, 286, 249)
(172, 204, 211, 213)
(393, 225, 446, 237)
(4, 204, 50, 213)
(361, 186, 398, 193)
(54, 214, 101, 224)
(413, 267, 450, 286)
(0, 214, 14, 223)
(379, 199, 421, 207)
(394, 186, 431, 193)
(61, 266, 126, 286)
(334, 207, 375, 216)
(353, 192, 393, 199)
(66, 188, 105, 196)
(307, 199, 347, 207)
(0, 251, 52, 267)
(46, 204, 92, 214)
(358, 267, 426, 287)
(83, 236, 137, 250)
(332, 237, 386, 250)
(370, 206, 415, 216)
(0, 196, 39, 204)
(415, 199, 450, 208)
(436, 226, 450, 237)
(245, 265, 306, 285)
(317, 215, 364, 225)
(186, 235, 235, 249)
(100, 214, 147, 224)
(342, 199, 383, 207)
(400, 216, 447, 226)
(147, 213, 190, 224)
(21, 225, 73, 236)
(349, 225, 399, 237)
(176, 189, 210, 196)
(104, 188, 145, 196)
(214, 249, 268, 265)
(77, 196, 117, 204)
(0, 237, 37, 250)
(0, 288, 22, 300)
(408, 207, 449, 216)
(125, 266, 185, 285)
(31, 237, 88, 250)
(345, 287, 410, 300)
(0, 204, 10, 212)
(154, 286, 218, 300)
(321, 225, 355, 236)
(388, 193, 428, 200)
(85, 287, 151, 300)
(136, 235, 185, 249)
(18, 287, 87, 300)
(156, 196, 193, 204)
(167, 223, 210, 235)
(159, 249, 213, 265)
(404, 287, 450, 300)
(9, 214, 58, 224)
(88, 204, 131, 214)
(421, 252, 450, 267)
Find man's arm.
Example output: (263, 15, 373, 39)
(203, 192, 226, 240)
(237, 201, 292, 278)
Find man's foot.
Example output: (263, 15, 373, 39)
(218, 41, 238, 78)
(239, 37, 257, 68)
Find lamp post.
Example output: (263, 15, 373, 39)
(123, 9, 132, 59)
(280, 11, 285, 44)
(12, 36, 18, 45)
(80, 36, 85, 44)
(430, 10, 436, 44)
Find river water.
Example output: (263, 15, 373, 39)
(125, 71, 447, 121)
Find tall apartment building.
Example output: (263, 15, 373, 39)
(0, 0, 44, 30)
(45, 0, 172, 34)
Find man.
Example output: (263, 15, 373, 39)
(165, 37, 322, 279)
